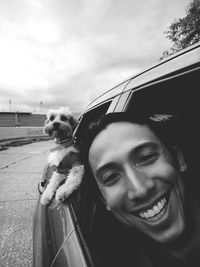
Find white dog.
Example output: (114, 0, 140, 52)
(40, 107, 84, 207)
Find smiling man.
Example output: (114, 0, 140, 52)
(89, 120, 186, 244)
(80, 112, 200, 267)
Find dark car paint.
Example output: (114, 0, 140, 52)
(33, 197, 92, 267)
(33, 43, 200, 267)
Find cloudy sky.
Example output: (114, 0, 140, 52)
(0, 0, 190, 114)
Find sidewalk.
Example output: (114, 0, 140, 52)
(0, 140, 51, 267)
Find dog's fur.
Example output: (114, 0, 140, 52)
(40, 107, 84, 207)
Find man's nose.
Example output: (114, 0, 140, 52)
(126, 167, 155, 200)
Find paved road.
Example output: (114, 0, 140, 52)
(0, 140, 54, 267)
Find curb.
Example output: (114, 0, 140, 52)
(0, 136, 51, 151)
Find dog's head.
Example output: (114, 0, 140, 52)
(44, 107, 78, 142)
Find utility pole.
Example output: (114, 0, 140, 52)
(9, 99, 11, 112)
(40, 101, 43, 113)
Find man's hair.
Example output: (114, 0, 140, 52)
(78, 112, 182, 166)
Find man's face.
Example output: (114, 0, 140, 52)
(89, 121, 187, 243)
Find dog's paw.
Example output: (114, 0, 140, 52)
(55, 186, 66, 202)
(55, 164, 84, 202)
(40, 189, 55, 205)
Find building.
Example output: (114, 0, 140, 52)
(0, 112, 46, 127)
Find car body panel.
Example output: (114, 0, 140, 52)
(47, 204, 90, 267)
(33, 197, 73, 267)
(33, 196, 94, 267)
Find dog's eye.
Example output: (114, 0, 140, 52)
(61, 115, 68, 121)
(50, 115, 55, 121)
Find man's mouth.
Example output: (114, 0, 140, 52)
(134, 192, 170, 222)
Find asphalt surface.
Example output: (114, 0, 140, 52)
(0, 139, 54, 267)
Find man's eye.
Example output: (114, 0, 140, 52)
(102, 173, 121, 187)
(138, 153, 159, 166)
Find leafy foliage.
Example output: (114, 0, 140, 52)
(160, 0, 200, 60)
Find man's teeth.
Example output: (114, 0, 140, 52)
(139, 197, 167, 219)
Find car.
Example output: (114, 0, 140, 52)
(33, 42, 200, 267)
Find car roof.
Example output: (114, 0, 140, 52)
(85, 42, 200, 112)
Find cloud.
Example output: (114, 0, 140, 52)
(0, 0, 191, 114)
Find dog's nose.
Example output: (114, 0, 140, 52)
(53, 122, 60, 129)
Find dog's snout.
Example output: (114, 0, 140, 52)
(53, 122, 60, 129)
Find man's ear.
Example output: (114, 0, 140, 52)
(175, 149, 187, 172)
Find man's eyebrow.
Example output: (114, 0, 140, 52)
(95, 142, 160, 178)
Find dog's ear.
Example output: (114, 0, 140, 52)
(43, 118, 49, 134)
(44, 118, 49, 125)
(69, 116, 78, 131)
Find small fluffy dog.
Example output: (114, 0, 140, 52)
(40, 107, 84, 207)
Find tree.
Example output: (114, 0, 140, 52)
(160, 0, 200, 60)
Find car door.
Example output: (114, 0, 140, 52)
(33, 165, 70, 267)
(33, 193, 95, 267)
(47, 202, 94, 267)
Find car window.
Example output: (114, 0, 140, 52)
(74, 101, 112, 145)
(126, 66, 200, 117)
